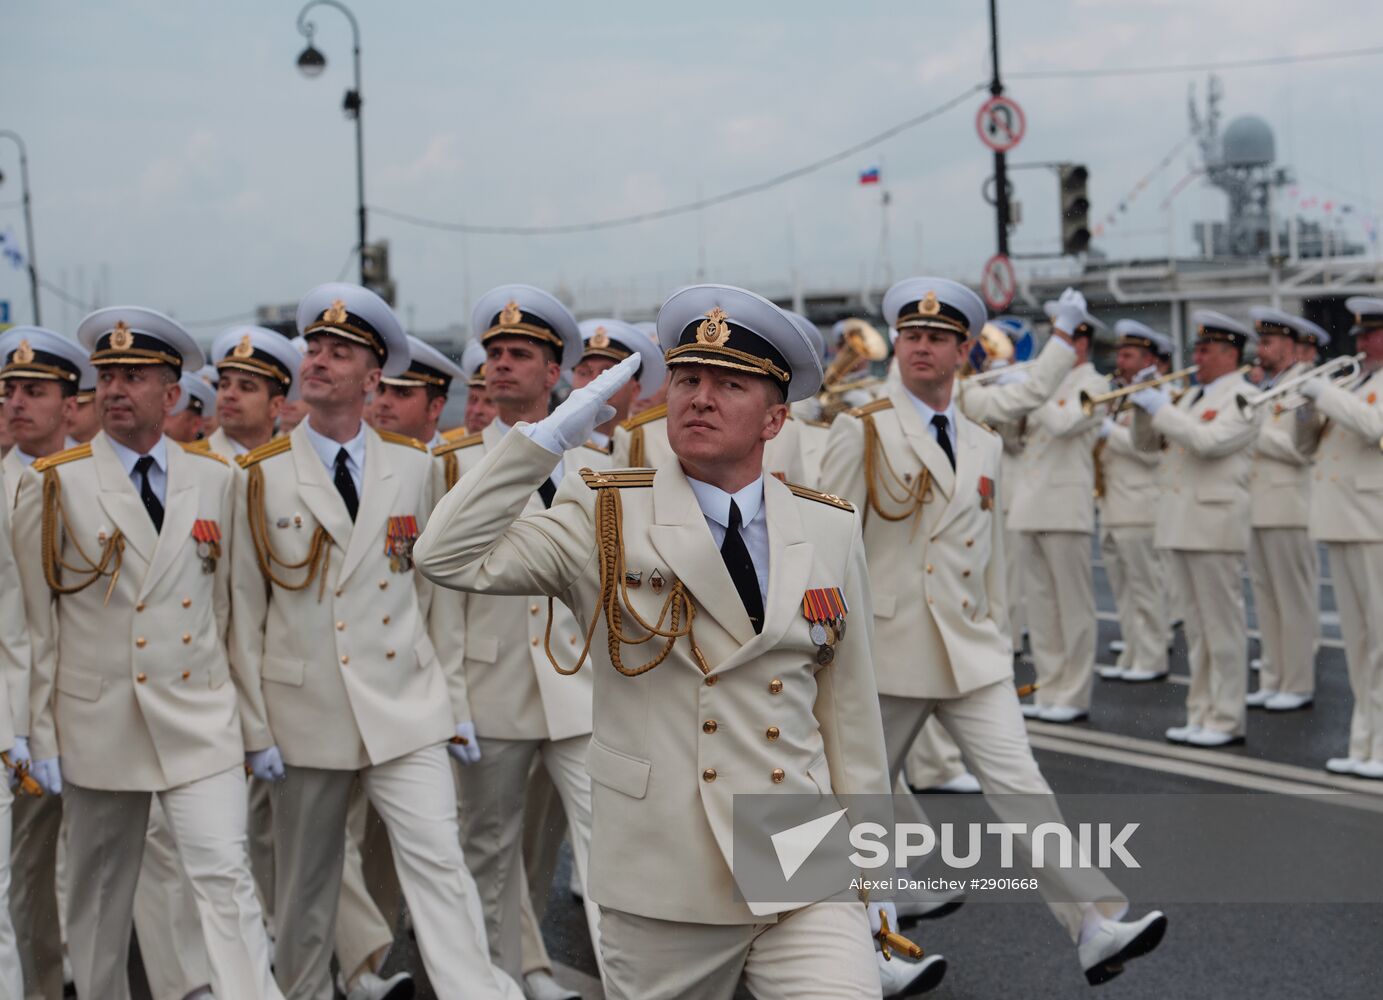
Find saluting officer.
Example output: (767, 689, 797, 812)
(426, 285, 606, 988)
(1244, 308, 1321, 712)
(611, 322, 806, 482)
(1131, 311, 1260, 747)
(370, 333, 465, 449)
(227, 283, 520, 1000)
(11, 307, 283, 1000)
(1095, 321, 1171, 684)
(818, 277, 1166, 987)
(416, 284, 909, 1000)
(1296, 297, 1383, 778)
(1008, 302, 1109, 722)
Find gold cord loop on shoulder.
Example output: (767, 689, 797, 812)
(247, 464, 332, 600)
(544, 484, 709, 678)
(41, 468, 125, 603)
(861, 413, 932, 532)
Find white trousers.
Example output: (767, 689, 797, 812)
(133, 800, 211, 1000)
(599, 901, 880, 1000)
(902, 718, 968, 790)
(1101, 525, 1168, 676)
(456, 735, 602, 982)
(1247, 527, 1319, 696)
(879, 683, 1127, 943)
(272, 746, 521, 1000)
(1329, 542, 1383, 762)
(1167, 549, 1249, 737)
(1020, 531, 1097, 711)
(63, 766, 282, 1000)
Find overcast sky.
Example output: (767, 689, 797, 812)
(3, 0, 1381, 339)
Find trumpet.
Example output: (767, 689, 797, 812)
(962, 358, 1040, 386)
(1079, 365, 1198, 417)
(1235, 353, 1366, 416)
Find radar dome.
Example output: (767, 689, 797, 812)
(1221, 116, 1275, 167)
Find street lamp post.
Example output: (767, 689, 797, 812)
(0, 130, 42, 325)
(295, 0, 366, 286)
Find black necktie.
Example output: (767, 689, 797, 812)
(1185, 386, 1203, 407)
(931, 414, 956, 471)
(720, 500, 764, 634)
(334, 448, 359, 521)
(538, 478, 557, 509)
(134, 455, 164, 533)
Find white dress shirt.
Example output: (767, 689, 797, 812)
(304, 418, 366, 494)
(107, 435, 169, 505)
(687, 474, 769, 606)
(904, 390, 959, 450)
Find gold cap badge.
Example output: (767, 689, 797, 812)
(13, 339, 34, 365)
(696, 307, 731, 347)
(232, 333, 254, 359)
(323, 299, 348, 325)
(920, 291, 940, 316)
(500, 300, 522, 326)
(110, 321, 134, 351)
(590, 326, 610, 349)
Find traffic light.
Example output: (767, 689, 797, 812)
(361, 240, 396, 306)
(1059, 164, 1091, 256)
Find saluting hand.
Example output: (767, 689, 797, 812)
(526, 354, 642, 455)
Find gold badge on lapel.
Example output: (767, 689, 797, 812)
(192, 519, 222, 574)
(802, 587, 849, 665)
(385, 515, 419, 572)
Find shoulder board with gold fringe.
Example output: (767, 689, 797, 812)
(237, 435, 292, 469)
(377, 429, 428, 452)
(433, 432, 484, 457)
(580, 439, 613, 456)
(32, 442, 92, 473)
(847, 398, 893, 419)
(179, 439, 228, 464)
(579, 468, 655, 489)
(439, 425, 472, 443)
(619, 403, 667, 431)
(785, 482, 854, 512)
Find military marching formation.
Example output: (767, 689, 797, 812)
(0, 270, 1377, 1000)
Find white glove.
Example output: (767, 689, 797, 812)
(987, 358, 1011, 370)
(33, 757, 62, 796)
(525, 354, 642, 455)
(1099, 417, 1115, 441)
(246, 746, 286, 783)
(995, 368, 1028, 386)
(447, 722, 482, 766)
(1052, 287, 1089, 336)
(1131, 386, 1170, 415)
(1298, 376, 1326, 401)
(867, 901, 898, 945)
(7, 736, 30, 790)
(1134, 364, 1159, 384)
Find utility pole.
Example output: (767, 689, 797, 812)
(988, 0, 1010, 256)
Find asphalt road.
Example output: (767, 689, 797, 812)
(126, 541, 1381, 998)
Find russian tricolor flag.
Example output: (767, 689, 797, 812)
(858, 166, 880, 185)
